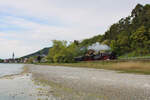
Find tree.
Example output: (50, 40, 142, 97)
(0, 59, 3, 63)
(47, 40, 67, 63)
(131, 4, 143, 17)
(110, 40, 120, 55)
(37, 56, 42, 63)
(47, 40, 88, 63)
(47, 4, 150, 60)
(130, 26, 148, 48)
(28, 57, 34, 63)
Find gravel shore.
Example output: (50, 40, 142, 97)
(27, 65, 150, 100)
(0, 74, 56, 100)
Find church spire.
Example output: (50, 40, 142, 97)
(12, 52, 15, 59)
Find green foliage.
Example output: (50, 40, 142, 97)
(110, 40, 118, 52)
(79, 4, 150, 57)
(22, 47, 50, 59)
(28, 57, 34, 63)
(47, 4, 150, 62)
(0, 59, 3, 63)
(130, 26, 148, 48)
(80, 35, 103, 47)
(47, 40, 86, 63)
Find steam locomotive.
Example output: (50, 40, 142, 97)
(74, 49, 117, 61)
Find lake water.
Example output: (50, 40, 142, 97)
(0, 64, 56, 100)
(0, 64, 24, 77)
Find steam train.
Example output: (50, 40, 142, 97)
(74, 49, 117, 61)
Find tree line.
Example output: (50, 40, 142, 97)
(47, 40, 87, 63)
(27, 4, 150, 63)
(80, 4, 150, 57)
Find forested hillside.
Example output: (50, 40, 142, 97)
(47, 4, 150, 63)
(80, 4, 150, 56)
(25, 4, 150, 63)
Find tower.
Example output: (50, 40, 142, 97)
(12, 52, 15, 59)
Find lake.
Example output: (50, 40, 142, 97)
(0, 64, 24, 77)
(0, 64, 55, 100)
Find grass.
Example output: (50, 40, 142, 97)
(33, 76, 104, 100)
(39, 60, 150, 75)
(119, 53, 150, 59)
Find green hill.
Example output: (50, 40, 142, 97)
(80, 4, 150, 57)
(21, 47, 51, 58)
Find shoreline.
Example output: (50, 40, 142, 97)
(0, 65, 57, 100)
(26, 64, 150, 100)
(1, 64, 150, 100)
(0, 64, 29, 79)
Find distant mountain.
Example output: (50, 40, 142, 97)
(21, 47, 51, 58)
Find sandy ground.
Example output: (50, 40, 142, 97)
(27, 65, 150, 100)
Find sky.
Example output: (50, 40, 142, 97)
(0, 0, 150, 59)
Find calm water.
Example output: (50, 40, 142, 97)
(0, 64, 24, 77)
(0, 64, 55, 100)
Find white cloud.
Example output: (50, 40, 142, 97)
(0, 16, 96, 58)
(0, 0, 149, 58)
(0, 38, 33, 58)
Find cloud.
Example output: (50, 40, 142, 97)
(0, 0, 149, 58)
(0, 38, 34, 58)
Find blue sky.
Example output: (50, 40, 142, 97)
(0, 0, 150, 59)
